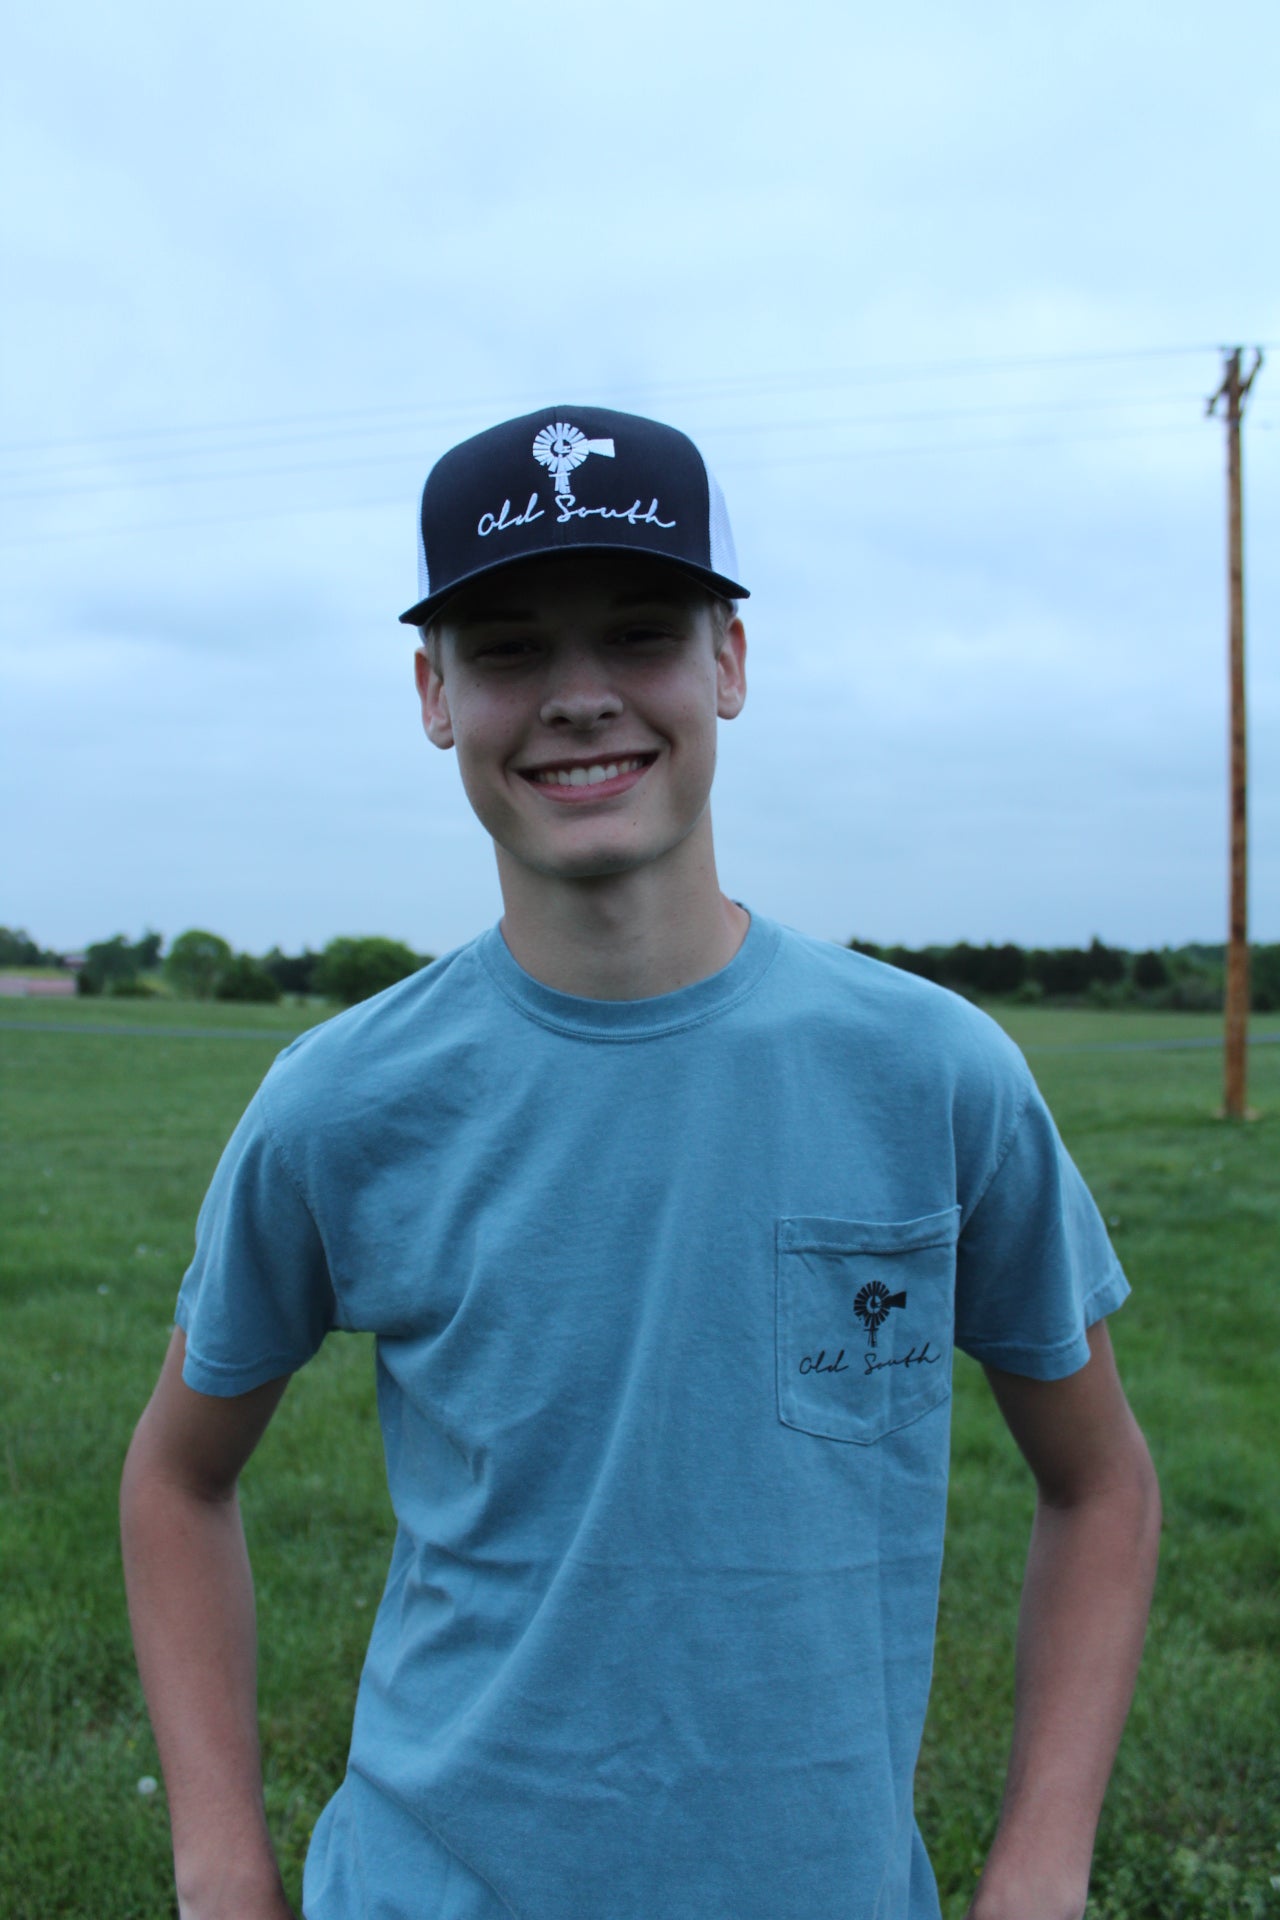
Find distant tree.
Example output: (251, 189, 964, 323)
(1030, 948, 1093, 997)
(1166, 946, 1224, 1009)
(74, 930, 165, 994)
(215, 954, 282, 1003)
(847, 939, 883, 960)
(0, 926, 60, 969)
(133, 930, 164, 971)
(315, 936, 426, 1006)
(938, 942, 1027, 998)
(885, 945, 941, 984)
(261, 946, 321, 996)
(165, 929, 233, 1000)
(82, 934, 140, 994)
(985, 943, 1028, 995)
(1087, 936, 1126, 986)
(1132, 950, 1170, 992)
(1249, 943, 1280, 1013)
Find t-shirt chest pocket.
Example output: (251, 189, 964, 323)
(775, 1209, 960, 1444)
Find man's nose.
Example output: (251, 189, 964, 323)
(539, 653, 624, 728)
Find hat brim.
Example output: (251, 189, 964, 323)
(398, 545, 749, 627)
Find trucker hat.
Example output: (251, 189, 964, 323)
(398, 404, 749, 625)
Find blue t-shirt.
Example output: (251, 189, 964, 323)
(176, 912, 1128, 1920)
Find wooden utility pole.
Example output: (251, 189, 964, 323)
(1206, 346, 1263, 1120)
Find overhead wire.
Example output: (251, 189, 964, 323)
(0, 339, 1261, 463)
(0, 425, 1221, 551)
(1, 343, 1270, 548)
(0, 391, 1210, 503)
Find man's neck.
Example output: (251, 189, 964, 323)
(494, 838, 749, 1001)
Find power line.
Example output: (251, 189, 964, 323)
(0, 341, 1259, 464)
(0, 422, 1215, 551)
(0, 385, 1206, 488)
(0, 392, 1208, 505)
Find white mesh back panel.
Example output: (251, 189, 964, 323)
(705, 465, 739, 583)
(416, 504, 430, 608)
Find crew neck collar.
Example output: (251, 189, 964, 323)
(476, 908, 782, 1041)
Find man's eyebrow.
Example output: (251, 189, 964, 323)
(453, 590, 691, 625)
(452, 608, 535, 627)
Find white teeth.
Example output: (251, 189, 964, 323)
(534, 757, 645, 787)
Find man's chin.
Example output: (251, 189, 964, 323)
(497, 835, 667, 887)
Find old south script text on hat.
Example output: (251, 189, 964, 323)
(476, 493, 677, 538)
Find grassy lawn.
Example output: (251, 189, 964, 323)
(1, 997, 1277, 1918)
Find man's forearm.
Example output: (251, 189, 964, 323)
(120, 1439, 293, 1918)
(967, 1447, 1161, 1920)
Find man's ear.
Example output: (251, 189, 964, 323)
(414, 647, 455, 750)
(715, 617, 747, 721)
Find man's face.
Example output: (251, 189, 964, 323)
(415, 554, 746, 889)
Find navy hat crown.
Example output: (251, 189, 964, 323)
(399, 405, 748, 625)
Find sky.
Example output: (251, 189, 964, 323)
(3, 0, 1278, 960)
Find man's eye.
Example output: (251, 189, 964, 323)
(475, 638, 538, 661)
(616, 626, 674, 646)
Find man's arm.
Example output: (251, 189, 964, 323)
(965, 1317, 1161, 1920)
(120, 1327, 296, 1920)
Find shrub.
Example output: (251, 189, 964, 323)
(1168, 972, 1223, 1012)
(215, 955, 282, 1004)
(261, 947, 321, 996)
(81, 933, 143, 996)
(315, 936, 427, 1007)
(1132, 950, 1170, 992)
(1251, 943, 1280, 1013)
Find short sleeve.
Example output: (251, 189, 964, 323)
(175, 1081, 338, 1396)
(954, 1072, 1129, 1379)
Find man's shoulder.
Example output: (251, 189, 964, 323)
(767, 922, 1024, 1064)
(259, 933, 489, 1116)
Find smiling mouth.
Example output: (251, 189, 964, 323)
(522, 754, 655, 789)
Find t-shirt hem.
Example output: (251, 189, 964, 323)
(955, 1260, 1130, 1379)
(175, 1302, 302, 1396)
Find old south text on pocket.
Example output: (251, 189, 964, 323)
(776, 1211, 959, 1445)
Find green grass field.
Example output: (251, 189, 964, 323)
(1, 998, 1277, 1918)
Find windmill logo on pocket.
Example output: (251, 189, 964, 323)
(853, 1279, 907, 1347)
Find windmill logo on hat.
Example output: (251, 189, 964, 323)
(532, 420, 616, 498)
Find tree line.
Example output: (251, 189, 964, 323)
(846, 934, 1280, 1012)
(3, 925, 1279, 1012)
(0, 926, 431, 1008)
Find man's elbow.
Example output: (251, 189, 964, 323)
(1047, 1420, 1162, 1575)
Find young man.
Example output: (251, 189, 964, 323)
(121, 406, 1161, 1920)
